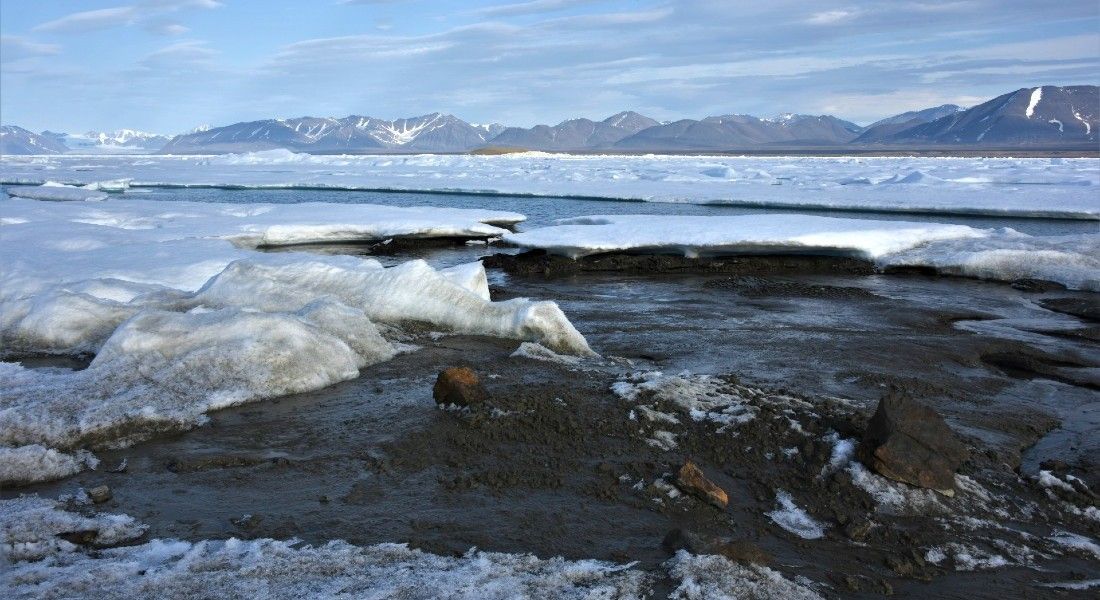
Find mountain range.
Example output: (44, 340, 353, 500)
(1, 85, 1095, 156)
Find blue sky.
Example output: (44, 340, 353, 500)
(2, 0, 1097, 133)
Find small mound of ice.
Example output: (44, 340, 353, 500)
(1, 495, 147, 562)
(81, 179, 132, 193)
(667, 551, 823, 600)
(0, 446, 99, 486)
(879, 170, 943, 185)
(510, 341, 584, 365)
(766, 490, 827, 539)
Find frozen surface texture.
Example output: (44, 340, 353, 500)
(2, 153, 1097, 219)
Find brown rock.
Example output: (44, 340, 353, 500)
(432, 367, 488, 407)
(87, 485, 112, 504)
(858, 391, 968, 495)
(675, 460, 729, 509)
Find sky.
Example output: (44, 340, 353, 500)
(1, 0, 1098, 134)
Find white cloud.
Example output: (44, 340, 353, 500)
(32, 1, 221, 35)
(805, 10, 857, 25)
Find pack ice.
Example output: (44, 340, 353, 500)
(0, 196, 592, 485)
(504, 214, 1100, 291)
(3, 152, 1097, 219)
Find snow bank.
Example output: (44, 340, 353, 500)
(4, 153, 1096, 219)
(0, 198, 591, 484)
(505, 214, 985, 259)
(505, 214, 1099, 290)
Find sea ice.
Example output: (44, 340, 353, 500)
(3, 153, 1097, 219)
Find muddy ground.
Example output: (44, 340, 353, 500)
(7, 252, 1099, 598)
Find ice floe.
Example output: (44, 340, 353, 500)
(4, 182, 108, 202)
(504, 214, 984, 259)
(504, 214, 1100, 291)
(3, 153, 1096, 219)
(0, 197, 591, 484)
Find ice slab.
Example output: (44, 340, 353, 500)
(4, 182, 108, 202)
(504, 214, 1099, 291)
(504, 214, 985, 259)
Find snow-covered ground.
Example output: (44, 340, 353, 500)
(0, 196, 589, 485)
(504, 214, 1100, 290)
(2, 151, 1097, 219)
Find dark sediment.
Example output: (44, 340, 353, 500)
(482, 249, 875, 277)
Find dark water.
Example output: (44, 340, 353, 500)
(124, 186, 1099, 236)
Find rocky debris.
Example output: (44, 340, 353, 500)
(858, 392, 968, 495)
(433, 367, 488, 407)
(662, 529, 772, 565)
(675, 460, 729, 509)
(87, 485, 112, 504)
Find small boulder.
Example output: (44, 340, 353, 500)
(87, 485, 112, 504)
(858, 392, 968, 495)
(675, 460, 729, 509)
(433, 367, 488, 407)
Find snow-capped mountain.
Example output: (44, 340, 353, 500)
(489, 111, 660, 150)
(161, 113, 498, 153)
(12, 85, 1086, 155)
(881, 86, 1097, 145)
(0, 125, 69, 155)
(71, 129, 171, 152)
(853, 105, 964, 143)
